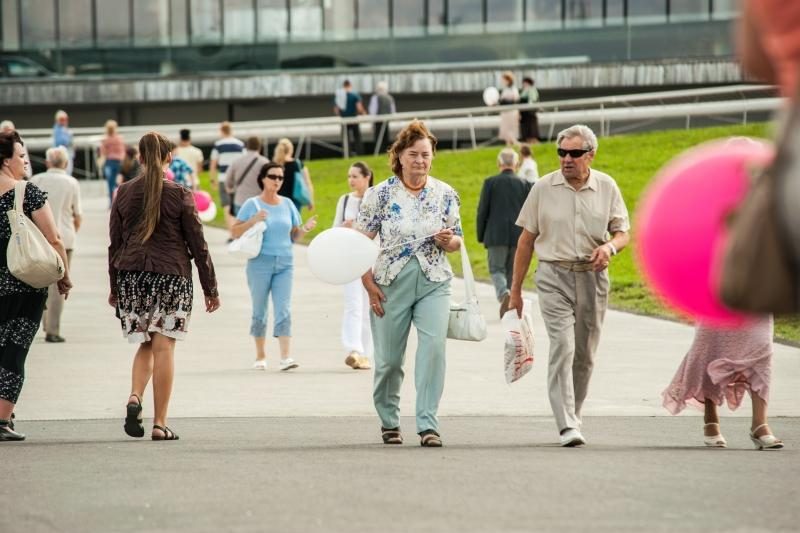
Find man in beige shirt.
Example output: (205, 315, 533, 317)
(31, 146, 82, 343)
(510, 124, 630, 447)
(175, 129, 205, 181)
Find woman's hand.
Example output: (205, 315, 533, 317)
(434, 228, 460, 252)
(302, 215, 318, 233)
(57, 276, 72, 298)
(362, 274, 387, 318)
(108, 291, 118, 308)
(205, 295, 221, 313)
(341, 219, 354, 229)
(251, 209, 268, 224)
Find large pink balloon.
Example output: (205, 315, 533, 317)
(194, 190, 212, 212)
(636, 138, 773, 326)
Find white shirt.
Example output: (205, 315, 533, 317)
(210, 137, 245, 183)
(519, 158, 539, 183)
(333, 192, 365, 226)
(30, 168, 82, 249)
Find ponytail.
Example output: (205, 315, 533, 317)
(137, 131, 171, 243)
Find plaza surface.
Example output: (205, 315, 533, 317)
(5, 183, 799, 533)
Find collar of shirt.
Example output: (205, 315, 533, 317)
(550, 170, 598, 192)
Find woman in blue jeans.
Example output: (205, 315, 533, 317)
(232, 162, 317, 371)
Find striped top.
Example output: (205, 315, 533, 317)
(210, 137, 245, 183)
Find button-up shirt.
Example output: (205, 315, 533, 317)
(357, 176, 463, 286)
(30, 168, 82, 250)
(515, 169, 629, 262)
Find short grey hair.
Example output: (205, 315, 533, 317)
(0, 120, 15, 131)
(46, 146, 69, 168)
(497, 148, 519, 168)
(376, 80, 389, 94)
(55, 109, 68, 120)
(556, 124, 598, 153)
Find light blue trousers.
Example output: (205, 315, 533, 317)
(371, 259, 451, 434)
(246, 254, 293, 338)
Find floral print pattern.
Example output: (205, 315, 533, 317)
(356, 176, 462, 285)
(116, 270, 193, 344)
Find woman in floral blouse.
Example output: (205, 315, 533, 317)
(357, 120, 462, 448)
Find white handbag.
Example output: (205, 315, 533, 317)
(227, 221, 266, 259)
(6, 181, 65, 288)
(447, 240, 488, 342)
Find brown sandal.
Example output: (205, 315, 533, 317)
(419, 430, 442, 447)
(381, 427, 403, 445)
(151, 424, 179, 441)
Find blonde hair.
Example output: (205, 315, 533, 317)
(137, 131, 172, 243)
(273, 138, 294, 165)
(388, 120, 437, 178)
(105, 119, 118, 135)
(220, 121, 232, 136)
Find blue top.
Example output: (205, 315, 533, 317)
(335, 91, 362, 117)
(236, 196, 302, 257)
(52, 124, 73, 151)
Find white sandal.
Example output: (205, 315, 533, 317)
(703, 422, 727, 448)
(750, 423, 784, 450)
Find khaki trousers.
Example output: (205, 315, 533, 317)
(536, 261, 609, 432)
(43, 250, 72, 337)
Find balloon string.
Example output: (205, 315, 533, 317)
(378, 227, 457, 252)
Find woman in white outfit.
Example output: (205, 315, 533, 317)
(333, 162, 374, 370)
(498, 71, 520, 146)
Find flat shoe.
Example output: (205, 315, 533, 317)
(0, 421, 25, 441)
(124, 393, 145, 438)
(381, 427, 403, 445)
(419, 430, 442, 447)
(151, 424, 179, 441)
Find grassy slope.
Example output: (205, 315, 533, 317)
(197, 123, 800, 343)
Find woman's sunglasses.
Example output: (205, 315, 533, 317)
(265, 174, 284, 180)
(557, 148, 591, 158)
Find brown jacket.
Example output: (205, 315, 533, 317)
(108, 178, 218, 297)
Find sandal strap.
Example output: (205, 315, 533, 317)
(751, 423, 768, 434)
(128, 393, 142, 405)
(703, 422, 720, 428)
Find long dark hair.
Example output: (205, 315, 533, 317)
(0, 131, 22, 167)
(137, 132, 172, 243)
(351, 161, 373, 187)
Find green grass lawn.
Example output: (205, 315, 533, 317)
(197, 123, 800, 344)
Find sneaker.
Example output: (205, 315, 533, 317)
(279, 358, 299, 371)
(560, 428, 587, 447)
(252, 360, 267, 370)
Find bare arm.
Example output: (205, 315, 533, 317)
(73, 214, 82, 232)
(31, 203, 71, 294)
(508, 229, 537, 317)
(209, 159, 219, 187)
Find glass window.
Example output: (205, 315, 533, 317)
(628, 1, 667, 24)
(712, 0, 738, 20)
(133, 0, 169, 46)
(96, 0, 131, 46)
(357, 0, 389, 39)
(427, 0, 445, 34)
(565, 0, 602, 27)
(291, 0, 322, 40)
(671, 0, 708, 22)
(20, 0, 57, 49)
(191, 0, 222, 44)
(605, 0, 624, 25)
(323, 0, 354, 40)
(487, 0, 523, 32)
(526, 0, 561, 30)
(171, 0, 189, 46)
(59, 0, 93, 48)
(448, 0, 482, 34)
(224, 0, 255, 44)
(2, 0, 21, 50)
(392, 0, 425, 36)
(258, 0, 288, 41)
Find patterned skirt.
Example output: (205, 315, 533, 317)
(0, 286, 46, 404)
(116, 271, 193, 344)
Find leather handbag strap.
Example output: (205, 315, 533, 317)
(237, 155, 260, 187)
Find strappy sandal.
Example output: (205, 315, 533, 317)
(124, 393, 144, 438)
(419, 430, 442, 447)
(151, 424, 179, 441)
(381, 427, 403, 445)
(9, 413, 14, 431)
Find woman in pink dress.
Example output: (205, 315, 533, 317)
(662, 317, 783, 450)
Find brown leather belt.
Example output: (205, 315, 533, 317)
(542, 260, 594, 272)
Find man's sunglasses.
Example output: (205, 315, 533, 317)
(557, 148, 591, 158)
(265, 174, 284, 180)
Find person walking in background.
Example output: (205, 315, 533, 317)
(334, 80, 366, 156)
(98, 120, 126, 206)
(168, 143, 195, 190)
(662, 318, 783, 450)
(477, 148, 531, 318)
(1, 121, 32, 179)
(226, 136, 268, 216)
(519, 77, 541, 144)
(273, 138, 315, 212)
(52, 110, 74, 176)
(118, 146, 140, 184)
(518, 144, 539, 183)
(333, 161, 374, 371)
(0, 131, 72, 442)
(368, 81, 397, 154)
(498, 71, 520, 146)
(356, 120, 462, 448)
(31, 146, 82, 344)
(209, 121, 245, 237)
(109, 132, 220, 441)
(509, 124, 630, 447)
(175, 129, 205, 179)
(232, 162, 318, 372)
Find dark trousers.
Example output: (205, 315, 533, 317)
(344, 123, 363, 155)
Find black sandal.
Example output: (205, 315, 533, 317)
(381, 427, 403, 445)
(151, 424, 179, 441)
(419, 429, 442, 447)
(9, 412, 14, 431)
(124, 393, 144, 438)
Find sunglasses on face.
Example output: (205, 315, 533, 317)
(265, 174, 284, 180)
(557, 148, 591, 158)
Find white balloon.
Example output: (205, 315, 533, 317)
(483, 86, 500, 106)
(307, 228, 379, 285)
(198, 201, 217, 222)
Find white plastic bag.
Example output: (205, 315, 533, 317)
(502, 299, 535, 384)
(228, 221, 267, 259)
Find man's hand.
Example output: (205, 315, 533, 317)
(589, 244, 612, 272)
(507, 291, 524, 318)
